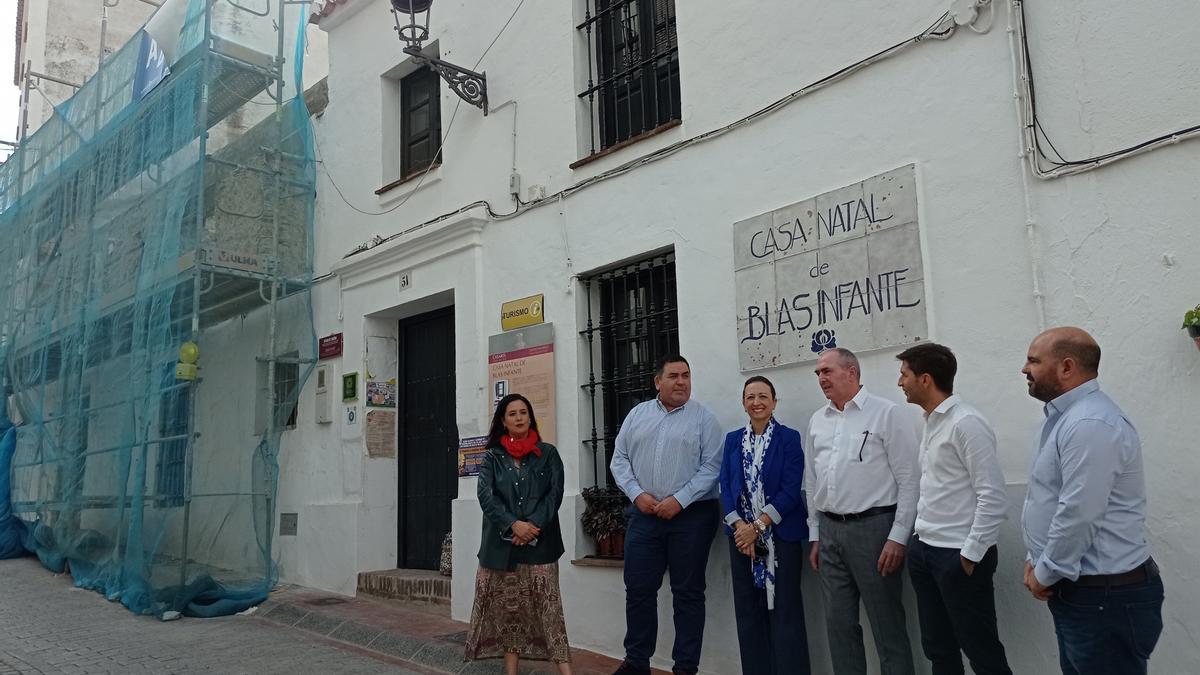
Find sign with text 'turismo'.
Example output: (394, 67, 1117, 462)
(500, 294, 544, 331)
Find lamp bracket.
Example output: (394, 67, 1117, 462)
(404, 47, 488, 115)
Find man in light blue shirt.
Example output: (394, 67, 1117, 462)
(610, 354, 723, 675)
(1020, 327, 1163, 675)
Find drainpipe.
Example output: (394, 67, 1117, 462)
(1006, 1, 1047, 330)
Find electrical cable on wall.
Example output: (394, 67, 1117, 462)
(1012, 0, 1200, 178)
(335, 10, 959, 260)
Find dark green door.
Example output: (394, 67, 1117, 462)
(398, 307, 457, 569)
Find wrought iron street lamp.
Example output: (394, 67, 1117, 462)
(390, 0, 489, 115)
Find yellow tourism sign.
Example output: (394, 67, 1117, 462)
(501, 294, 545, 331)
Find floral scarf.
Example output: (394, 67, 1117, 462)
(738, 418, 777, 609)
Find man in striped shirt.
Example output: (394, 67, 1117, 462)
(610, 354, 724, 675)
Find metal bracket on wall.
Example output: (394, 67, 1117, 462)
(403, 47, 488, 115)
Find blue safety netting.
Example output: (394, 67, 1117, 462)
(0, 405, 30, 559)
(0, 0, 316, 618)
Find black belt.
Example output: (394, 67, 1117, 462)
(819, 504, 897, 522)
(1067, 558, 1160, 588)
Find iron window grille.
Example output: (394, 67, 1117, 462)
(254, 351, 299, 433)
(275, 354, 300, 429)
(580, 251, 679, 486)
(400, 66, 442, 179)
(578, 0, 681, 155)
(156, 365, 189, 507)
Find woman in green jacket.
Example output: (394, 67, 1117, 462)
(465, 393, 572, 675)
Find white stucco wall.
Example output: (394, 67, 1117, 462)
(17, 0, 155, 135)
(290, 1, 1200, 673)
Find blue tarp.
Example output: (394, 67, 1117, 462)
(0, 414, 30, 559)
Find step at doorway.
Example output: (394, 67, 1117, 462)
(358, 568, 451, 606)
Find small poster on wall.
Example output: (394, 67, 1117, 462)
(457, 435, 489, 477)
(365, 380, 396, 408)
(365, 410, 396, 458)
(487, 323, 556, 444)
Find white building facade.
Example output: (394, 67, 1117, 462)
(280, 1, 1200, 672)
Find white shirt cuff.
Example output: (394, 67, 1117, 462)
(887, 522, 911, 545)
(960, 540, 988, 563)
(724, 511, 742, 527)
(763, 504, 783, 524)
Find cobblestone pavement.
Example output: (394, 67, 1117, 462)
(0, 557, 419, 674)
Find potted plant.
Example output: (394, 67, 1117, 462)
(581, 485, 628, 558)
(1184, 304, 1200, 351)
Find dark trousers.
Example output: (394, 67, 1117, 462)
(727, 537, 811, 675)
(623, 498, 718, 674)
(907, 538, 1011, 675)
(1048, 573, 1164, 675)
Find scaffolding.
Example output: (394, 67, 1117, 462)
(0, 0, 316, 617)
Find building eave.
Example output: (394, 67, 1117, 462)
(310, 0, 372, 31)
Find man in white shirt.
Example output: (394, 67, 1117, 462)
(806, 348, 920, 675)
(897, 343, 1012, 675)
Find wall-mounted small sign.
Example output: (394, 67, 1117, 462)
(399, 270, 412, 290)
(366, 380, 396, 408)
(279, 512, 298, 536)
(366, 410, 397, 458)
(319, 333, 344, 360)
(501, 293, 545, 331)
(342, 371, 359, 401)
(458, 435, 489, 477)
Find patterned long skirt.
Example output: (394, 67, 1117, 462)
(464, 562, 571, 663)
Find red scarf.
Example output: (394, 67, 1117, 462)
(500, 429, 541, 459)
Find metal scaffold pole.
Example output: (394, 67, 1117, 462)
(178, 0, 216, 590)
(261, 0, 290, 582)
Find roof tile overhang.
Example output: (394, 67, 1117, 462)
(310, 0, 371, 28)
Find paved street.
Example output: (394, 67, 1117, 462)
(0, 558, 416, 674)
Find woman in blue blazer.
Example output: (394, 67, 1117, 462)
(719, 375, 811, 675)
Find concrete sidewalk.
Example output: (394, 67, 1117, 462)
(256, 583, 667, 675)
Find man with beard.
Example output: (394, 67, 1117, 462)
(1020, 327, 1164, 674)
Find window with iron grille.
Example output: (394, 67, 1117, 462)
(578, 0, 681, 154)
(400, 67, 442, 179)
(254, 352, 299, 433)
(580, 251, 678, 485)
(275, 357, 300, 429)
(156, 366, 189, 507)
